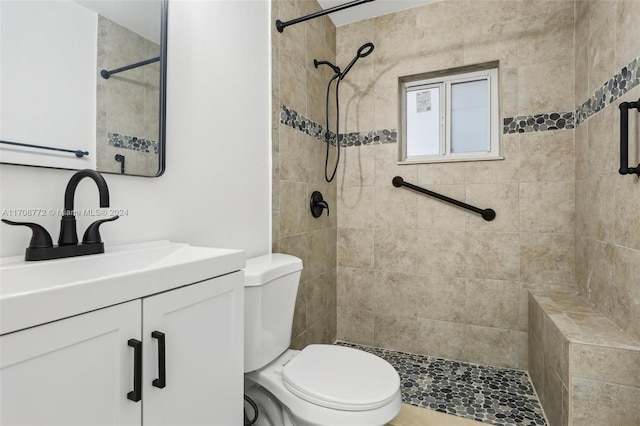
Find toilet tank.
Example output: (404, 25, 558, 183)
(243, 253, 303, 373)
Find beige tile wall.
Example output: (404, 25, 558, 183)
(273, 0, 640, 375)
(271, 0, 338, 348)
(529, 291, 640, 425)
(335, 0, 578, 370)
(574, 0, 640, 340)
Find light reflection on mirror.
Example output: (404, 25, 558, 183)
(0, 0, 166, 177)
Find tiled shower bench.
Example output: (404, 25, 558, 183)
(528, 290, 640, 426)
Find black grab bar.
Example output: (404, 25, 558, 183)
(101, 57, 160, 79)
(392, 176, 496, 221)
(0, 140, 89, 158)
(276, 0, 374, 33)
(619, 98, 640, 177)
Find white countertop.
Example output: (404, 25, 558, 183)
(0, 240, 245, 335)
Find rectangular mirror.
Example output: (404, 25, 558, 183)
(0, 0, 167, 177)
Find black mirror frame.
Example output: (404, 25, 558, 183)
(0, 0, 168, 178)
(155, 0, 168, 177)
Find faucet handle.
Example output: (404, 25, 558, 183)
(2, 219, 54, 248)
(82, 216, 119, 244)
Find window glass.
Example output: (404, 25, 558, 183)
(451, 79, 488, 153)
(406, 86, 440, 157)
(399, 65, 499, 164)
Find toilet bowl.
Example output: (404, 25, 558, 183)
(243, 254, 402, 426)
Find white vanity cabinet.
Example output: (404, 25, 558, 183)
(141, 272, 243, 426)
(0, 271, 243, 426)
(0, 300, 142, 425)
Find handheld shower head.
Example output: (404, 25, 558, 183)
(340, 42, 374, 80)
(315, 41, 375, 182)
(357, 42, 375, 58)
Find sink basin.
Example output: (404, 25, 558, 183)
(0, 241, 245, 335)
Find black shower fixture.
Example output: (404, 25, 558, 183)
(310, 191, 330, 218)
(313, 59, 341, 76)
(313, 43, 374, 81)
(619, 98, 640, 177)
(339, 42, 374, 80)
(275, 0, 375, 33)
(315, 42, 375, 182)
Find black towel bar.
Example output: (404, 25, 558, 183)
(392, 176, 496, 221)
(0, 140, 89, 158)
(619, 98, 640, 177)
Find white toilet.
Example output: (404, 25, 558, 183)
(243, 253, 402, 426)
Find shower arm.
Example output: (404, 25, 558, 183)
(314, 60, 341, 76)
(275, 0, 375, 33)
(314, 43, 374, 83)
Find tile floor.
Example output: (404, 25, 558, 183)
(336, 342, 547, 426)
(390, 403, 485, 425)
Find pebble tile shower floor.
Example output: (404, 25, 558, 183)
(336, 342, 547, 426)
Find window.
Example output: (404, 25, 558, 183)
(400, 64, 500, 164)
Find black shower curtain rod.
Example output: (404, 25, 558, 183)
(275, 0, 375, 33)
(101, 57, 160, 79)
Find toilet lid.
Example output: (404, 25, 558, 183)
(282, 345, 400, 411)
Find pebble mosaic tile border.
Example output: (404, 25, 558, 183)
(107, 132, 158, 154)
(505, 55, 640, 133)
(281, 55, 640, 142)
(279, 104, 337, 146)
(503, 112, 575, 134)
(336, 341, 547, 426)
(279, 104, 396, 147)
(342, 129, 398, 146)
(576, 56, 640, 126)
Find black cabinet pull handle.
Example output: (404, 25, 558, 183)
(152, 331, 166, 389)
(127, 339, 142, 402)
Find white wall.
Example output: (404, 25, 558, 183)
(0, 1, 97, 170)
(0, 0, 271, 259)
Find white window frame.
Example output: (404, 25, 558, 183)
(399, 66, 501, 164)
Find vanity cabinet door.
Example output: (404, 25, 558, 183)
(141, 271, 243, 426)
(0, 300, 142, 426)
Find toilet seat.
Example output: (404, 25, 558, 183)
(282, 345, 400, 411)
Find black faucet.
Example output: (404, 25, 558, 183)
(59, 169, 111, 246)
(2, 169, 119, 261)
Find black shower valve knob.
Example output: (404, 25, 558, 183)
(310, 191, 329, 218)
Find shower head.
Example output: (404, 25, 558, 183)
(314, 59, 341, 76)
(339, 42, 374, 80)
(357, 42, 375, 57)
